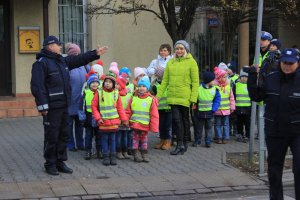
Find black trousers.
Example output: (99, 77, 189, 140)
(266, 135, 300, 200)
(236, 114, 250, 138)
(43, 108, 68, 167)
(171, 105, 190, 146)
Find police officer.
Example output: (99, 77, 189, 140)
(31, 36, 108, 175)
(247, 48, 300, 200)
(257, 31, 273, 67)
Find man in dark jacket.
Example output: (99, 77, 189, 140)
(31, 36, 108, 175)
(247, 48, 300, 200)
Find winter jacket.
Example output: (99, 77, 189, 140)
(31, 48, 99, 112)
(248, 68, 300, 137)
(68, 65, 90, 115)
(91, 88, 128, 132)
(126, 91, 159, 132)
(146, 55, 172, 77)
(196, 83, 221, 119)
(157, 53, 199, 107)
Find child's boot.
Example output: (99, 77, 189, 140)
(141, 150, 150, 163)
(84, 150, 92, 160)
(110, 154, 117, 165)
(97, 151, 103, 159)
(161, 140, 172, 150)
(155, 139, 165, 149)
(102, 154, 110, 166)
(133, 149, 143, 162)
(122, 151, 130, 159)
(116, 152, 125, 159)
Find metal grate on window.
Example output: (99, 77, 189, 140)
(58, 0, 87, 53)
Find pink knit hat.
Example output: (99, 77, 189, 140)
(109, 62, 119, 76)
(214, 66, 227, 79)
(65, 43, 81, 56)
(134, 67, 146, 79)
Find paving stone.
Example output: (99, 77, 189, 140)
(0, 183, 23, 200)
(151, 190, 174, 196)
(49, 180, 86, 197)
(119, 193, 138, 198)
(195, 188, 213, 194)
(61, 197, 82, 200)
(246, 185, 269, 190)
(18, 181, 54, 198)
(232, 185, 247, 191)
(81, 195, 100, 200)
(174, 189, 196, 195)
(100, 194, 120, 199)
(137, 192, 152, 197)
(211, 186, 233, 192)
(40, 198, 59, 200)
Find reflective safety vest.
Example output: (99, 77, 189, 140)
(258, 51, 269, 67)
(235, 82, 251, 107)
(121, 95, 129, 110)
(130, 96, 153, 125)
(198, 85, 216, 111)
(98, 89, 119, 119)
(216, 85, 231, 110)
(84, 89, 95, 113)
(155, 82, 171, 110)
(230, 74, 239, 84)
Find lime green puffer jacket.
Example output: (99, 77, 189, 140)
(157, 53, 199, 107)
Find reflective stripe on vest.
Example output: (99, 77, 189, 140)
(259, 51, 269, 67)
(235, 82, 251, 107)
(155, 82, 170, 110)
(216, 85, 231, 110)
(98, 89, 119, 119)
(198, 85, 216, 111)
(85, 89, 95, 113)
(130, 96, 153, 125)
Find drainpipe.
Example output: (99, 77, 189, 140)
(43, 0, 50, 38)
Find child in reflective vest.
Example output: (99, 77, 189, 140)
(126, 76, 159, 163)
(233, 69, 251, 142)
(214, 67, 235, 144)
(92, 72, 129, 166)
(79, 71, 102, 160)
(115, 72, 131, 159)
(192, 71, 221, 147)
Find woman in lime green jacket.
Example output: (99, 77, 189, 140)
(157, 40, 199, 155)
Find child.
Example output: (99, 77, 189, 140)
(214, 67, 235, 144)
(193, 71, 221, 147)
(116, 73, 131, 159)
(126, 76, 159, 162)
(233, 69, 251, 142)
(92, 72, 129, 166)
(152, 66, 172, 150)
(109, 62, 119, 76)
(132, 67, 146, 87)
(79, 71, 102, 160)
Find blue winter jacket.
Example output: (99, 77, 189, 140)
(196, 83, 221, 119)
(68, 65, 90, 116)
(31, 49, 99, 112)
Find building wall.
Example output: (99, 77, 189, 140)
(278, 20, 300, 48)
(87, 0, 172, 72)
(10, 0, 43, 95)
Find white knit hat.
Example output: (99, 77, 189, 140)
(218, 62, 229, 71)
(91, 64, 103, 78)
(134, 67, 145, 79)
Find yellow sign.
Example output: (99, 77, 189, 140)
(19, 27, 40, 53)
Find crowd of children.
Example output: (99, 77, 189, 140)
(71, 41, 252, 167)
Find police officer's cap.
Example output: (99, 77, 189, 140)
(280, 48, 300, 63)
(261, 31, 273, 41)
(43, 35, 64, 46)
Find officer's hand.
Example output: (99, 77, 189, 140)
(97, 119, 104, 125)
(96, 46, 108, 55)
(41, 110, 48, 116)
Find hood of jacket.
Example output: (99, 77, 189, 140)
(36, 48, 62, 60)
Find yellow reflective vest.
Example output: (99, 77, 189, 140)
(130, 96, 153, 125)
(198, 85, 216, 111)
(216, 85, 231, 110)
(235, 82, 251, 107)
(98, 89, 119, 119)
(84, 89, 95, 113)
(155, 82, 171, 110)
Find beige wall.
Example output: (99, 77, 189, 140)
(10, 0, 44, 95)
(87, 0, 172, 73)
(278, 20, 300, 49)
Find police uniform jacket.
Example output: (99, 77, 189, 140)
(31, 49, 99, 112)
(248, 68, 300, 137)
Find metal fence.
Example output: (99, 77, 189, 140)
(187, 32, 239, 73)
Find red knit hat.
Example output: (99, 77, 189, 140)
(96, 60, 104, 66)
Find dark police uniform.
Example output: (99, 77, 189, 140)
(247, 53, 300, 199)
(31, 45, 99, 173)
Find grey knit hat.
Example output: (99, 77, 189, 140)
(174, 40, 190, 52)
(240, 68, 248, 77)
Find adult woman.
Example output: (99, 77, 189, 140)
(157, 40, 199, 155)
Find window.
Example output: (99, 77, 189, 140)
(58, 0, 87, 52)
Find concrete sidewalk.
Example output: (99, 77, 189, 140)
(0, 117, 294, 199)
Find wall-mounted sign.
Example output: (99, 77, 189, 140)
(207, 13, 219, 28)
(19, 26, 40, 53)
